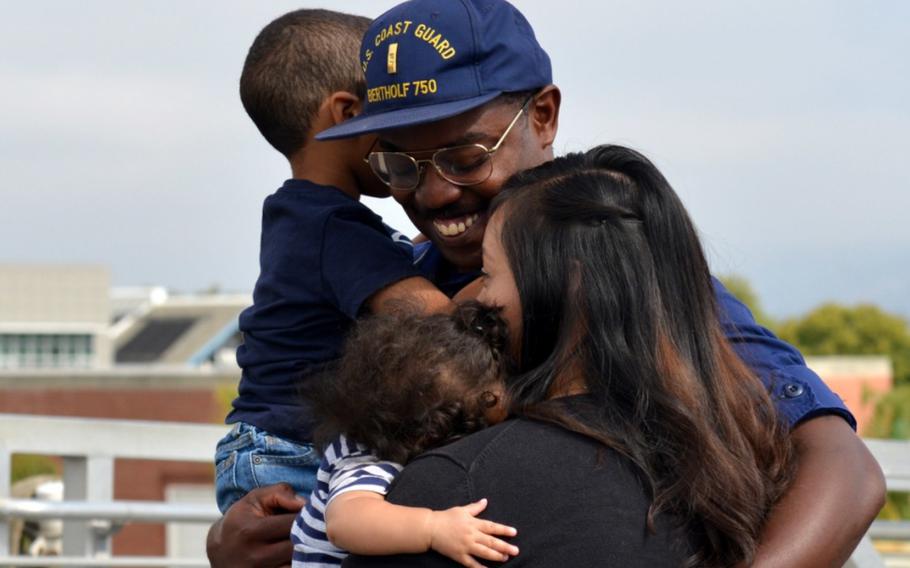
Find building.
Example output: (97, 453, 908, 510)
(0, 265, 112, 369)
(111, 289, 247, 368)
(806, 355, 893, 435)
(0, 264, 250, 558)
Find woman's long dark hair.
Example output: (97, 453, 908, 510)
(491, 145, 795, 567)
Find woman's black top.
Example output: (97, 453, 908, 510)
(343, 395, 690, 567)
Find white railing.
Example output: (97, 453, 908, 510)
(0, 414, 908, 567)
(849, 439, 910, 568)
(0, 414, 225, 567)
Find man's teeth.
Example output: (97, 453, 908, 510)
(434, 214, 479, 237)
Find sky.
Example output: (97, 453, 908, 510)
(2, 1, 908, 319)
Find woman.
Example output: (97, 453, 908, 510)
(344, 145, 796, 567)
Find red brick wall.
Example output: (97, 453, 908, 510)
(824, 374, 892, 435)
(113, 459, 214, 555)
(0, 389, 222, 423)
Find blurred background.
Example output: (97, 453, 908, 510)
(1, 0, 908, 564)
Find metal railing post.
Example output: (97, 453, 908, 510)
(843, 535, 887, 568)
(0, 449, 9, 556)
(62, 455, 114, 558)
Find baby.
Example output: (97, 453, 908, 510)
(291, 302, 518, 567)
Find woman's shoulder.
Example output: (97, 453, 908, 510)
(407, 419, 524, 472)
(412, 407, 610, 473)
(385, 416, 607, 508)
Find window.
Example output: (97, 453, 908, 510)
(0, 334, 94, 369)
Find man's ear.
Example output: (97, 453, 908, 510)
(325, 91, 363, 126)
(529, 85, 561, 151)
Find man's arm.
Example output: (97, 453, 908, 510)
(751, 416, 885, 567)
(711, 278, 885, 565)
(207, 483, 306, 568)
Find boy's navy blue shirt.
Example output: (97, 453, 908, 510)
(228, 180, 420, 443)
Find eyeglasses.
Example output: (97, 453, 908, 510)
(365, 95, 533, 192)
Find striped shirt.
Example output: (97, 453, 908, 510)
(291, 435, 404, 567)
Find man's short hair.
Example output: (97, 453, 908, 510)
(239, 9, 370, 158)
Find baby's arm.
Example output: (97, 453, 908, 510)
(325, 492, 518, 568)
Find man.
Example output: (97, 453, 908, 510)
(209, 1, 884, 566)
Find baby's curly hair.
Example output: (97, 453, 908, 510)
(308, 302, 510, 464)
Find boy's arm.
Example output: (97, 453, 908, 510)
(452, 276, 484, 303)
(711, 278, 885, 565)
(320, 211, 451, 316)
(322, 211, 449, 318)
(367, 275, 453, 315)
(326, 491, 517, 567)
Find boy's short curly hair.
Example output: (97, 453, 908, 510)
(309, 302, 510, 464)
(240, 9, 370, 158)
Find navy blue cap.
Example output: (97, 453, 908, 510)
(316, 0, 552, 140)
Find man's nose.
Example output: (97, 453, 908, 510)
(415, 166, 462, 211)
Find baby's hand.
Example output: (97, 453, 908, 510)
(426, 498, 519, 567)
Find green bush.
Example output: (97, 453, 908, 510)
(215, 383, 238, 424)
(11, 454, 58, 484)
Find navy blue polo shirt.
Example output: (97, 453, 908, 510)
(711, 279, 855, 429)
(412, 240, 478, 298)
(227, 180, 420, 443)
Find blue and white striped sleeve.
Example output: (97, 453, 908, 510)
(292, 450, 345, 567)
(290, 435, 405, 567)
(326, 435, 404, 505)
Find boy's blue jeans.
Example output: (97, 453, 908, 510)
(214, 422, 320, 513)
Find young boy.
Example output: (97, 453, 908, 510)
(215, 9, 450, 513)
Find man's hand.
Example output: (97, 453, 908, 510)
(207, 483, 306, 568)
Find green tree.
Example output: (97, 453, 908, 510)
(777, 303, 910, 387)
(718, 274, 775, 329)
(867, 386, 910, 440)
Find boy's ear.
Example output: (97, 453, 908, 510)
(326, 91, 363, 126)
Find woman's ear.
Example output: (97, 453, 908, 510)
(325, 91, 363, 126)
(529, 85, 561, 151)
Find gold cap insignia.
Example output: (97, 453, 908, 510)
(387, 42, 398, 75)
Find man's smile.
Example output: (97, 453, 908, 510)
(432, 212, 483, 238)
